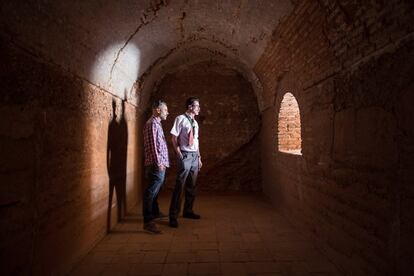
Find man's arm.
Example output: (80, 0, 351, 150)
(151, 123, 166, 171)
(197, 148, 202, 170)
(171, 135, 183, 160)
(196, 123, 202, 170)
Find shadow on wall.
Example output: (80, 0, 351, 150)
(1, 3, 144, 273)
(90, 39, 143, 234)
(106, 99, 128, 232)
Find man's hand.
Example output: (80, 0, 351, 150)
(198, 157, 203, 170)
(177, 151, 183, 160)
(172, 135, 183, 160)
(158, 164, 166, 171)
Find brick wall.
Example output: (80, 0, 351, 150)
(0, 38, 143, 275)
(256, 1, 414, 275)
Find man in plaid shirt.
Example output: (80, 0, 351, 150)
(142, 100, 169, 234)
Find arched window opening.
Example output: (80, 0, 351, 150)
(278, 92, 302, 155)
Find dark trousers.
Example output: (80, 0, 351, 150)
(169, 152, 199, 219)
(143, 165, 166, 223)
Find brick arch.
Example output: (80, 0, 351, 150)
(277, 92, 302, 155)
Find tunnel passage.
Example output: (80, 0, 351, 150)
(151, 61, 261, 192)
(1, 1, 414, 276)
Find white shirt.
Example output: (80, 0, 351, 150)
(170, 114, 199, 152)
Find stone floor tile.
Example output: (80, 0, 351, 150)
(241, 233, 262, 242)
(193, 227, 216, 235)
(142, 251, 168, 263)
(195, 250, 220, 262)
(70, 264, 106, 276)
(191, 241, 218, 251)
(243, 241, 267, 250)
(217, 233, 243, 242)
(270, 248, 311, 262)
(304, 259, 339, 273)
(218, 241, 241, 252)
(81, 252, 114, 265)
(102, 233, 131, 244)
(245, 261, 286, 274)
(169, 241, 193, 253)
(166, 252, 196, 263)
(101, 264, 130, 276)
(129, 263, 164, 275)
(111, 253, 144, 264)
(162, 263, 188, 276)
(196, 234, 217, 242)
(248, 249, 274, 262)
(93, 242, 124, 252)
(172, 234, 199, 242)
(219, 251, 250, 262)
(188, 263, 221, 275)
(220, 262, 248, 276)
(129, 233, 159, 243)
(117, 243, 145, 255)
(142, 242, 171, 251)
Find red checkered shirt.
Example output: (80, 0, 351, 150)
(143, 116, 169, 167)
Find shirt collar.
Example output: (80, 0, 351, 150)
(152, 116, 161, 124)
(185, 112, 194, 119)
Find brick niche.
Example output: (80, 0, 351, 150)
(278, 92, 302, 154)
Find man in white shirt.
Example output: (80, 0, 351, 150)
(169, 97, 203, 228)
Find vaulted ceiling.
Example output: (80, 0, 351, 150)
(1, 0, 294, 110)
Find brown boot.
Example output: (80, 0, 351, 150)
(144, 221, 162, 234)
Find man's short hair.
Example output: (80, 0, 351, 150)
(152, 100, 166, 109)
(186, 97, 199, 109)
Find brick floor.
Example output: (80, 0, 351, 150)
(70, 194, 342, 275)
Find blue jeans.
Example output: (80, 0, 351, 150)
(143, 165, 166, 223)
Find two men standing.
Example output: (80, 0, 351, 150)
(142, 97, 202, 234)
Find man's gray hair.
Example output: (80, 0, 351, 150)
(152, 100, 166, 109)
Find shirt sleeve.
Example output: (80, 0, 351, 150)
(150, 122, 161, 166)
(170, 116, 181, 137)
